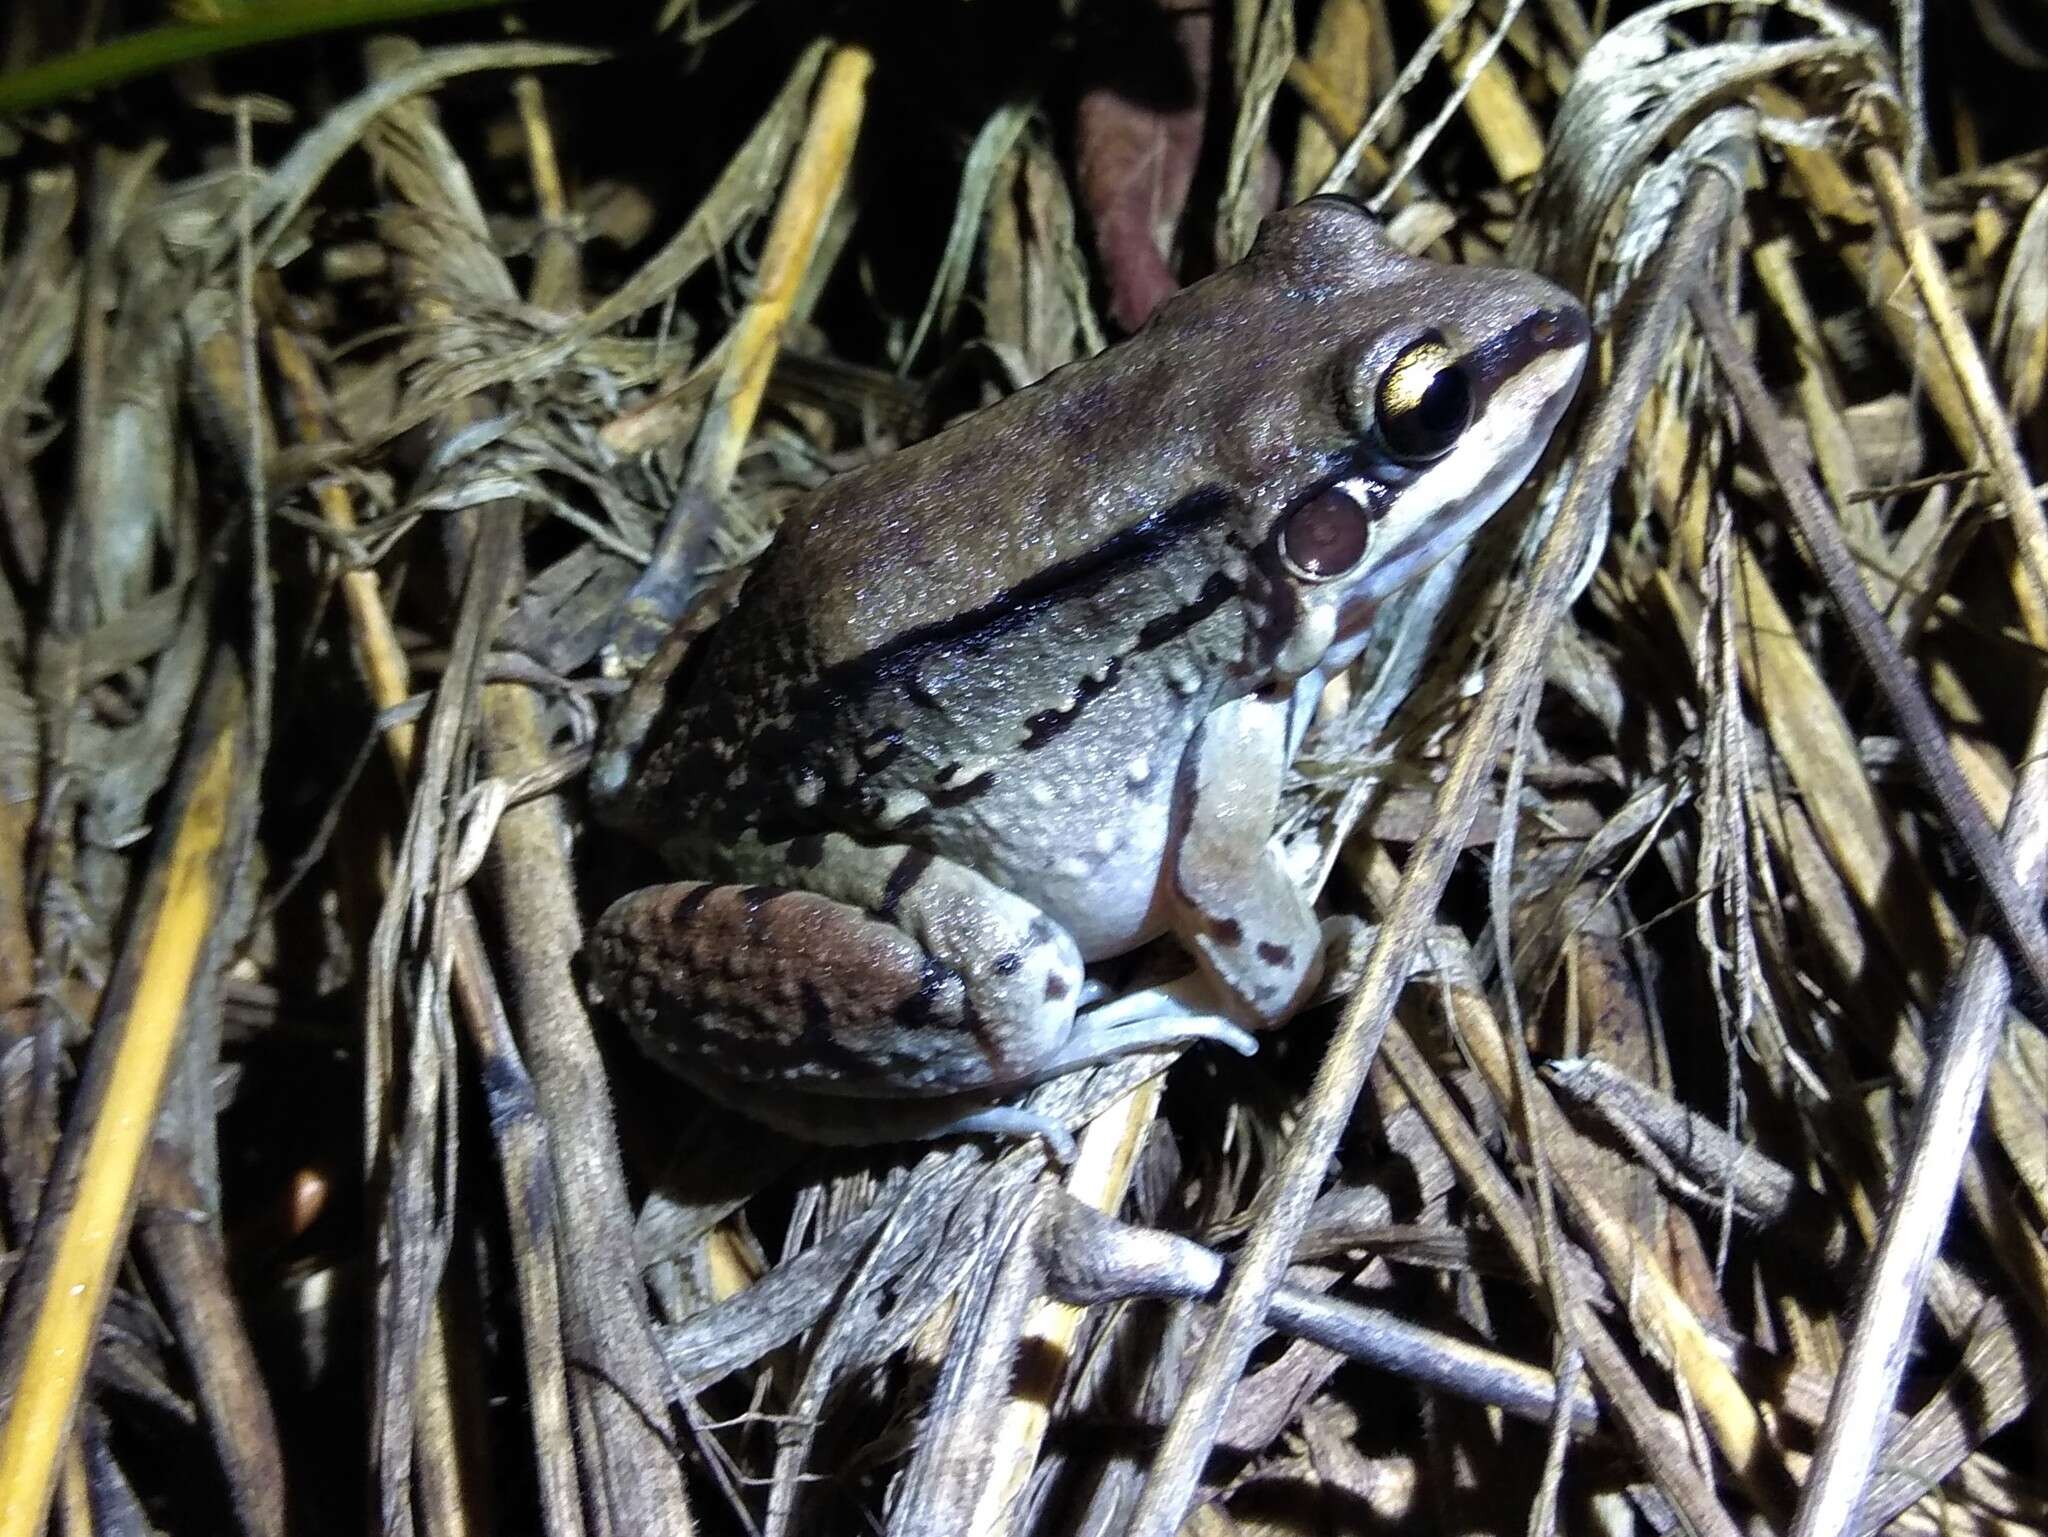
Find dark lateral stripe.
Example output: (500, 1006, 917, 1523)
(817, 485, 1238, 697)
(877, 849, 933, 919)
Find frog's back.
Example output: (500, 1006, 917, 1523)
(745, 204, 1411, 667)
(751, 338, 1237, 670)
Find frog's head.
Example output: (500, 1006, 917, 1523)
(1212, 195, 1590, 683)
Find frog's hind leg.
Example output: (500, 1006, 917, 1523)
(589, 831, 1254, 1104)
(651, 1060, 1085, 1162)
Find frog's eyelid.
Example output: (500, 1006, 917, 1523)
(1337, 328, 1453, 435)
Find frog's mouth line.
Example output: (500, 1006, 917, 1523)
(1339, 448, 1541, 616)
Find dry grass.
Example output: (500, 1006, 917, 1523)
(0, 2, 2043, 1534)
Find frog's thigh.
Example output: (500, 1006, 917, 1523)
(1169, 691, 1325, 1024)
(590, 836, 1087, 1096)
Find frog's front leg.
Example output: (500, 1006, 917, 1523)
(1168, 688, 1328, 1024)
(590, 832, 1252, 1105)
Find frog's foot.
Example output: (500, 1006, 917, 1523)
(1305, 914, 1373, 1005)
(656, 1061, 1081, 1162)
(933, 1106, 1079, 1164)
(1024, 980, 1258, 1080)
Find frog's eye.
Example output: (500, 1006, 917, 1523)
(1375, 336, 1472, 464)
(1279, 483, 1374, 582)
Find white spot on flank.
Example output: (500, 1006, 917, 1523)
(1055, 855, 1092, 879)
(792, 772, 824, 808)
(1027, 782, 1057, 808)
(1094, 827, 1120, 855)
(1126, 755, 1150, 785)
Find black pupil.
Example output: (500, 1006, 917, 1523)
(1415, 368, 1471, 435)
(1281, 490, 1371, 579)
(1382, 359, 1472, 462)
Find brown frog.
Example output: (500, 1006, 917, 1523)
(589, 196, 1588, 1147)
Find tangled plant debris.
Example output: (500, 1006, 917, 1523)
(0, 3, 2045, 1535)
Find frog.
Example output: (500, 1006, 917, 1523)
(587, 194, 1589, 1150)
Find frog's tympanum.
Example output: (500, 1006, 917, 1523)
(589, 196, 1589, 1147)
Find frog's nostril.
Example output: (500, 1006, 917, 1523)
(1533, 305, 1590, 350)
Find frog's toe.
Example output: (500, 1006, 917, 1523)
(1034, 983, 1259, 1076)
(1084, 984, 1258, 1056)
(656, 1061, 1081, 1157)
(1308, 913, 1376, 1005)
(928, 1105, 1079, 1164)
